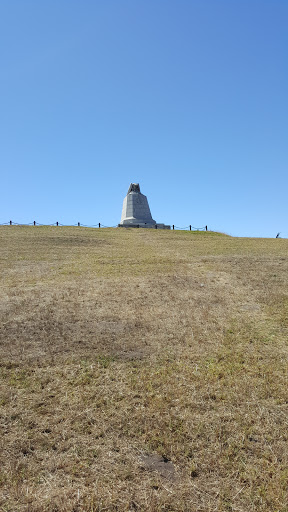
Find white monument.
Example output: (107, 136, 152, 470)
(119, 183, 170, 229)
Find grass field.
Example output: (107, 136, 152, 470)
(0, 226, 287, 512)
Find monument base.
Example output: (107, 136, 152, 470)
(118, 223, 170, 229)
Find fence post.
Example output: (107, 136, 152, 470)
(206, 225, 207, 231)
(99, 223, 100, 228)
(78, 222, 80, 227)
(190, 225, 191, 231)
(34, 221, 36, 226)
(56, 222, 58, 226)
(173, 225, 174, 230)
(155, 224, 157, 229)
(10, 220, 12, 226)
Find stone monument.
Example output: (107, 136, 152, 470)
(119, 183, 170, 229)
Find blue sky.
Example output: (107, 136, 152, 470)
(1, 0, 287, 237)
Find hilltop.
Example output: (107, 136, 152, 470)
(0, 227, 287, 511)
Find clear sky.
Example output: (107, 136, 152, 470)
(1, 0, 287, 237)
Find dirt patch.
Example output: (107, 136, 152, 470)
(116, 349, 147, 361)
(239, 304, 261, 312)
(140, 453, 177, 481)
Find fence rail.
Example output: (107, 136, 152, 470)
(0, 221, 208, 231)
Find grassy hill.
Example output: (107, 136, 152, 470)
(0, 226, 287, 511)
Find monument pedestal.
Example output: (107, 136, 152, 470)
(118, 223, 170, 229)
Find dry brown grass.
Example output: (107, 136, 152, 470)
(0, 226, 287, 511)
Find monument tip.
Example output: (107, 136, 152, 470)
(128, 183, 140, 194)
